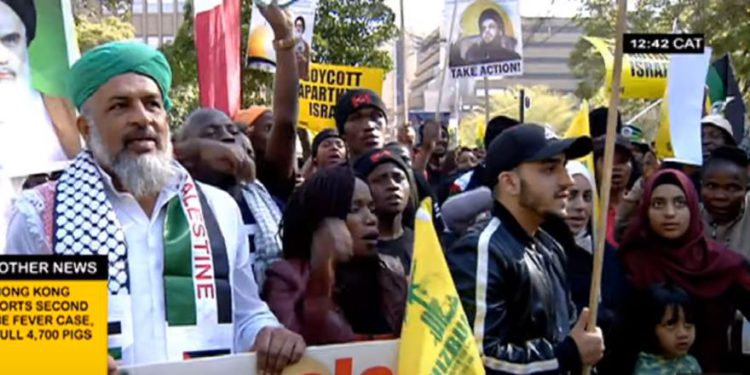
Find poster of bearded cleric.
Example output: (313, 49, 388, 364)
(446, 0, 523, 79)
(0, 0, 79, 185)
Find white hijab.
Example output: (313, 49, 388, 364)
(566, 161, 596, 253)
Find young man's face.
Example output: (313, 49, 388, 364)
(481, 19, 500, 44)
(594, 147, 632, 192)
(702, 124, 730, 160)
(368, 162, 410, 217)
(315, 137, 346, 169)
(343, 107, 385, 159)
(702, 161, 748, 223)
(0, 2, 28, 87)
(513, 154, 574, 220)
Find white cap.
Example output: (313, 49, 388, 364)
(701, 114, 735, 142)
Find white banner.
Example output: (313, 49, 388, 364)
(246, 0, 318, 80)
(446, 0, 523, 79)
(121, 339, 398, 375)
(667, 49, 712, 166)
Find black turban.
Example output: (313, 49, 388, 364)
(1, 0, 36, 45)
(478, 8, 503, 31)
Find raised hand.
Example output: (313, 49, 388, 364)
(257, 0, 293, 40)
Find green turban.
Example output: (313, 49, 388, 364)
(68, 41, 173, 111)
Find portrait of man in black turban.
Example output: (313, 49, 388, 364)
(463, 8, 521, 64)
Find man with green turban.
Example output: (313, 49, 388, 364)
(5, 41, 306, 374)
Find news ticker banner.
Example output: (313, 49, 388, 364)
(122, 339, 398, 375)
(0, 255, 108, 374)
(298, 63, 385, 133)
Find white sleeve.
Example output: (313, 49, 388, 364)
(4, 190, 52, 255)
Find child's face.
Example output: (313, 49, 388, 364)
(655, 305, 695, 358)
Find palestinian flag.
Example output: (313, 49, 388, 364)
(706, 54, 746, 143)
(194, 0, 241, 117)
(29, 0, 79, 97)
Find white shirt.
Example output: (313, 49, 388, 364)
(4, 161, 280, 366)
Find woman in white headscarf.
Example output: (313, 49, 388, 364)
(563, 160, 632, 373)
(565, 161, 597, 253)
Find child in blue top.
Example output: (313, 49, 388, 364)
(633, 283, 702, 374)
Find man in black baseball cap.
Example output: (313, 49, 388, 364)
(334, 88, 388, 161)
(354, 148, 416, 275)
(447, 123, 604, 374)
(310, 128, 346, 171)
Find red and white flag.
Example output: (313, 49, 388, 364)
(194, 0, 241, 116)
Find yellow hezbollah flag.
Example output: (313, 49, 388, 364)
(564, 101, 600, 234)
(398, 198, 485, 375)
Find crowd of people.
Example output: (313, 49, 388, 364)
(1, 2, 749, 375)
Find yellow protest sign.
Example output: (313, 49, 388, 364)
(298, 63, 385, 133)
(0, 256, 108, 374)
(585, 36, 669, 99)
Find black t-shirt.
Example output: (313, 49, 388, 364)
(377, 228, 414, 274)
(256, 158, 296, 203)
(412, 169, 445, 234)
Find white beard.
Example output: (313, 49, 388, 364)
(88, 123, 175, 198)
(0, 59, 33, 122)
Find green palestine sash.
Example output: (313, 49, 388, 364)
(161, 181, 233, 360)
(107, 180, 234, 363)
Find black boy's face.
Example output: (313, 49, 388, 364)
(702, 164, 748, 223)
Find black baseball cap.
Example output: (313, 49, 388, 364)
(484, 115, 520, 149)
(593, 135, 633, 159)
(588, 107, 622, 139)
(484, 124, 592, 186)
(353, 148, 411, 180)
(334, 89, 387, 135)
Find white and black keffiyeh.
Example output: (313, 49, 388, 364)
(242, 182, 282, 287)
(53, 151, 129, 294)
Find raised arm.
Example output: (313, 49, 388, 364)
(260, 2, 299, 181)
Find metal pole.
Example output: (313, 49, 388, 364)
(399, 0, 408, 127)
(483, 76, 490, 125)
(625, 99, 663, 125)
(519, 88, 525, 123)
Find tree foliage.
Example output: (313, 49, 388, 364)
(459, 85, 580, 147)
(570, 0, 750, 104)
(75, 16, 136, 53)
(312, 0, 399, 71)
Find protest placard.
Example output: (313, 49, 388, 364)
(655, 48, 713, 165)
(0, 256, 108, 374)
(446, 0, 523, 79)
(246, 0, 318, 80)
(121, 339, 398, 375)
(585, 36, 670, 99)
(298, 63, 385, 133)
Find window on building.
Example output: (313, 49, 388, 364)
(133, 0, 183, 14)
(146, 36, 161, 47)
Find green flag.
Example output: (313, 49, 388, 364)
(28, 0, 79, 97)
(706, 54, 746, 142)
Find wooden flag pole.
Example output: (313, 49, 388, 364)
(435, 0, 459, 122)
(584, 0, 627, 374)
